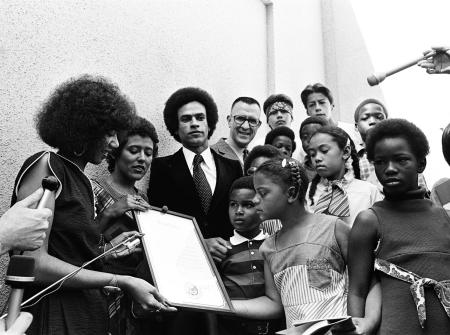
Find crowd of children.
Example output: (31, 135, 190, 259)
(217, 106, 450, 334)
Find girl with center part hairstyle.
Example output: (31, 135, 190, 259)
(348, 119, 450, 334)
(306, 126, 382, 227)
(233, 159, 349, 327)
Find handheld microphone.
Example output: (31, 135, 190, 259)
(5, 255, 35, 329)
(9, 233, 145, 313)
(367, 54, 429, 86)
(36, 176, 60, 209)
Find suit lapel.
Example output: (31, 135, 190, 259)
(170, 148, 198, 200)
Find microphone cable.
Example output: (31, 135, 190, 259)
(0, 233, 143, 320)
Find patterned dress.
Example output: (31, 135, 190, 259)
(260, 214, 347, 327)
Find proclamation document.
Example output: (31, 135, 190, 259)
(136, 208, 234, 313)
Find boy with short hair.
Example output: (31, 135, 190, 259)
(218, 176, 274, 335)
(300, 83, 361, 148)
(354, 98, 429, 192)
(353, 98, 388, 181)
(264, 126, 296, 158)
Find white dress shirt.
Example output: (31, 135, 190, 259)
(182, 147, 217, 193)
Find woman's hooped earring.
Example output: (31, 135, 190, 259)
(73, 145, 86, 157)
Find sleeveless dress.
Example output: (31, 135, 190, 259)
(372, 190, 450, 334)
(260, 214, 347, 328)
(11, 151, 108, 335)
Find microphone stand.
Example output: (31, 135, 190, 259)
(0, 233, 142, 320)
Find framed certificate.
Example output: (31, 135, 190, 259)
(135, 207, 234, 314)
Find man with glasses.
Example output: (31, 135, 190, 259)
(212, 97, 261, 169)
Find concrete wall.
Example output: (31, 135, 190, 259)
(0, 0, 271, 309)
(254, 0, 326, 146)
(0, 0, 268, 210)
(321, 0, 385, 123)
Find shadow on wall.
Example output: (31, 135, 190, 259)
(321, 0, 385, 123)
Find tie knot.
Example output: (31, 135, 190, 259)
(243, 149, 249, 160)
(194, 154, 204, 167)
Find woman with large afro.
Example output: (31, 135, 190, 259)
(11, 75, 175, 335)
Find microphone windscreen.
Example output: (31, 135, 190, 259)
(6, 255, 35, 288)
(367, 74, 379, 86)
(42, 176, 60, 191)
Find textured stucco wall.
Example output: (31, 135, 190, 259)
(0, 0, 268, 309)
(272, 0, 326, 130)
(321, 0, 385, 123)
(0, 0, 268, 209)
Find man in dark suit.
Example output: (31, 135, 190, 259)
(147, 87, 242, 334)
(148, 86, 242, 258)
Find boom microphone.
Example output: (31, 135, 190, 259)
(367, 54, 429, 86)
(37, 176, 60, 209)
(5, 255, 35, 329)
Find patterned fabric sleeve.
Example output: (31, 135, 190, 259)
(91, 179, 115, 216)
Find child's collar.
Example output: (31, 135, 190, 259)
(230, 230, 268, 246)
(320, 169, 354, 187)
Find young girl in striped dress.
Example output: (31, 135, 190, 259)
(306, 126, 382, 227)
(232, 159, 351, 328)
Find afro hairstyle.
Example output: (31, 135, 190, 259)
(163, 87, 218, 142)
(35, 74, 136, 154)
(442, 123, 450, 166)
(366, 118, 429, 161)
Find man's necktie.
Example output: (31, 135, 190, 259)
(193, 154, 213, 214)
(243, 148, 249, 162)
(314, 180, 350, 217)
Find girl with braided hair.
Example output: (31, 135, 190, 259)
(306, 126, 382, 227)
(232, 159, 351, 328)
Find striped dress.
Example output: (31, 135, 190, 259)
(260, 214, 347, 327)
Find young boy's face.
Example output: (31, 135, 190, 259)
(373, 137, 423, 196)
(300, 123, 323, 153)
(228, 188, 261, 233)
(306, 93, 333, 120)
(356, 103, 387, 142)
(271, 135, 293, 158)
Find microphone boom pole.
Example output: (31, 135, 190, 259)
(367, 53, 433, 86)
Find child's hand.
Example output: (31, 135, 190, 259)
(205, 237, 232, 262)
(332, 317, 374, 335)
